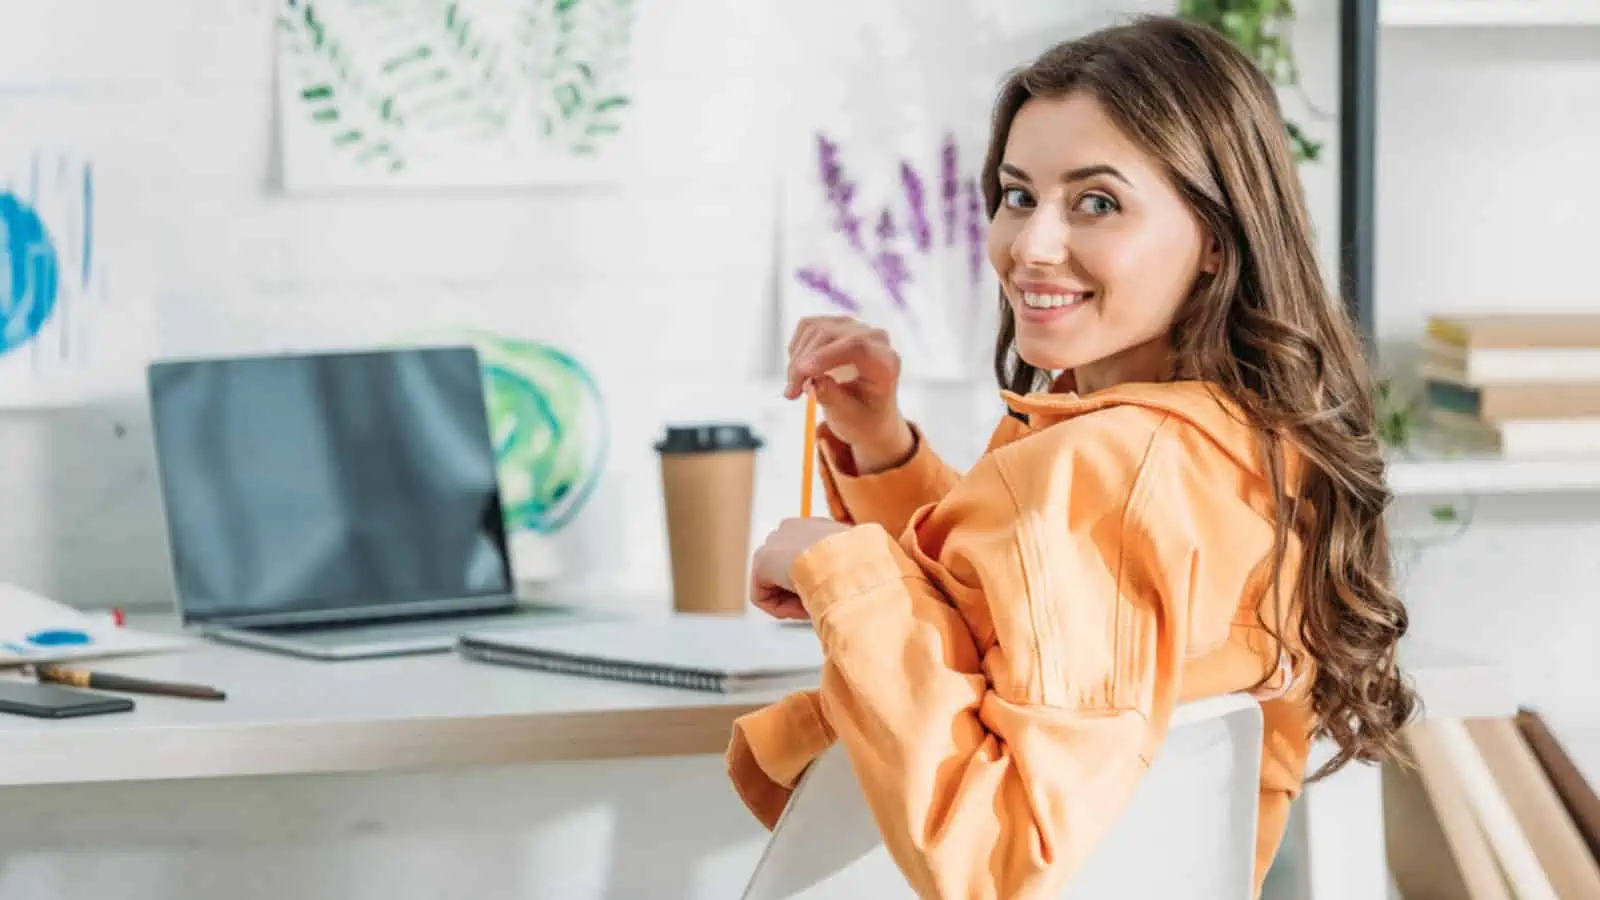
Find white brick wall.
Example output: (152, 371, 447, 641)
(0, 0, 1075, 620)
(0, 0, 981, 612)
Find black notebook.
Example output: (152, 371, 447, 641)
(457, 614, 824, 692)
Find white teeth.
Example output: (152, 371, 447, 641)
(1022, 291, 1089, 309)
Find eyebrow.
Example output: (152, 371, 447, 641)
(998, 162, 1131, 186)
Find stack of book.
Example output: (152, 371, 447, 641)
(1387, 710, 1600, 899)
(1421, 313, 1600, 458)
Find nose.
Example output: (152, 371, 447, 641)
(1011, 207, 1068, 267)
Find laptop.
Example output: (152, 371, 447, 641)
(145, 344, 582, 660)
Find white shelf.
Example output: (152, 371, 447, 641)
(1401, 637, 1516, 720)
(1387, 451, 1600, 496)
(1383, 0, 1600, 27)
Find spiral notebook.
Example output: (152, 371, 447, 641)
(456, 614, 824, 692)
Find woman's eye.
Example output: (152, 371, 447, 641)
(1000, 186, 1034, 209)
(1075, 193, 1118, 216)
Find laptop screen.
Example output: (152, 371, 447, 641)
(147, 345, 514, 626)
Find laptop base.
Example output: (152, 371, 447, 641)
(199, 603, 590, 661)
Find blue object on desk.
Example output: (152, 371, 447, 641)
(26, 629, 92, 647)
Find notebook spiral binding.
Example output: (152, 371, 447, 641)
(459, 642, 731, 692)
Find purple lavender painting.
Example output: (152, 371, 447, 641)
(781, 130, 991, 383)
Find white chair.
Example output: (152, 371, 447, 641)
(740, 693, 1264, 900)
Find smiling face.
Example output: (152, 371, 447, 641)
(987, 91, 1216, 393)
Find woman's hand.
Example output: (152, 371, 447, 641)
(785, 316, 914, 473)
(750, 518, 851, 621)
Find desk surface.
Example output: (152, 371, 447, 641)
(0, 617, 1514, 789)
(0, 624, 790, 788)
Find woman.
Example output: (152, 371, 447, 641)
(728, 15, 1416, 899)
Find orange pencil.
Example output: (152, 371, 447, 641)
(798, 364, 856, 518)
(801, 390, 818, 517)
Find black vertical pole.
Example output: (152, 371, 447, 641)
(1340, 0, 1379, 347)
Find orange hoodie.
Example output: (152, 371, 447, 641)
(725, 380, 1317, 900)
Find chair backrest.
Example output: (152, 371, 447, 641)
(740, 693, 1264, 900)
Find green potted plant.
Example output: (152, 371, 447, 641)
(1179, 0, 1321, 163)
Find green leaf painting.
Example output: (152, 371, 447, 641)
(518, 0, 634, 156)
(278, 0, 638, 188)
(399, 330, 608, 535)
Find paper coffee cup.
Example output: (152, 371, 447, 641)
(655, 424, 763, 615)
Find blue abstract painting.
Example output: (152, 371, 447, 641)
(0, 191, 60, 354)
(0, 150, 108, 401)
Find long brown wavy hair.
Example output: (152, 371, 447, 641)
(982, 15, 1417, 779)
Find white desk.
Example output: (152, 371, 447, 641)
(0, 625, 788, 900)
(0, 633, 787, 788)
(0, 623, 1514, 900)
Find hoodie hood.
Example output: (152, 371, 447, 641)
(1000, 379, 1304, 496)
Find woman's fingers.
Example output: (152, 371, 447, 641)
(784, 318, 888, 400)
(796, 331, 890, 386)
(752, 585, 809, 621)
(785, 320, 841, 397)
(787, 315, 853, 357)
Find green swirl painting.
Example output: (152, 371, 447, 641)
(418, 332, 607, 535)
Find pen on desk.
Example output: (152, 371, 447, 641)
(35, 665, 227, 701)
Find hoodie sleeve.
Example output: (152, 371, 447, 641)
(725, 417, 1030, 828)
(789, 412, 1223, 900)
(815, 422, 959, 537)
(725, 689, 835, 828)
(817, 417, 1028, 537)
(722, 420, 960, 819)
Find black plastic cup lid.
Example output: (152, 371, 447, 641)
(655, 423, 764, 453)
